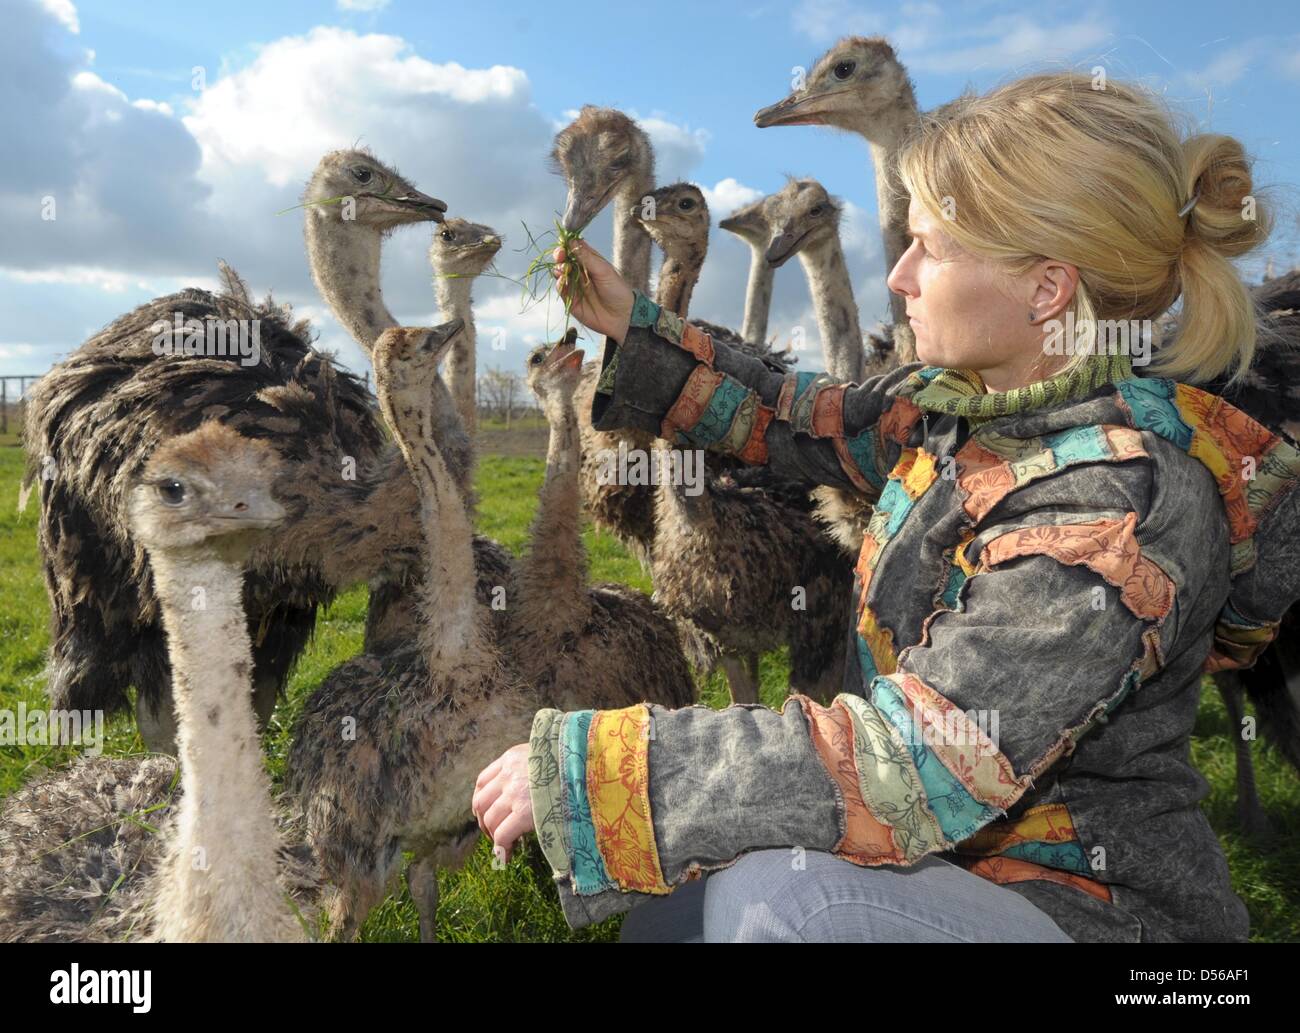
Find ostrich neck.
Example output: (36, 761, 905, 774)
(386, 398, 490, 677)
(741, 245, 774, 345)
(655, 245, 704, 319)
(305, 212, 396, 353)
(859, 100, 918, 330)
(654, 447, 713, 535)
(436, 273, 479, 436)
(148, 550, 293, 940)
(612, 172, 655, 293)
(517, 403, 588, 642)
(799, 236, 865, 383)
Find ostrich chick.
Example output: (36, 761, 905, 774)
(0, 424, 319, 942)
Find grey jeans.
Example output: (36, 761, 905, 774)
(619, 848, 1074, 943)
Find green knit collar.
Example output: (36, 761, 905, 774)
(910, 352, 1136, 426)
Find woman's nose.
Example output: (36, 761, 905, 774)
(886, 247, 918, 299)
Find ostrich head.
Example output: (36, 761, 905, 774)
(763, 178, 843, 268)
(550, 106, 655, 233)
(525, 329, 584, 418)
(372, 321, 466, 432)
(430, 217, 502, 278)
(753, 36, 914, 142)
(304, 149, 448, 232)
(128, 424, 286, 556)
(634, 183, 709, 261)
(718, 196, 772, 249)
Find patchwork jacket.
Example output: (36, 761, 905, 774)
(528, 291, 1300, 942)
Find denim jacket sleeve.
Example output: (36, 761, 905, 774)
(526, 453, 1184, 930)
(589, 290, 925, 493)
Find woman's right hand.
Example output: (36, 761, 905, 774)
(551, 241, 634, 343)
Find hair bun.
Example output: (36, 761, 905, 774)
(1179, 134, 1271, 257)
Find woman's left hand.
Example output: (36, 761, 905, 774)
(472, 743, 535, 864)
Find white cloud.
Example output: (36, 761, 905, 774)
(791, 0, 883, 45)
(632, 114, 711, 182)
(183, 28, 532, 186)
(907, 17, 1113, 74)
(39, 0, 77, 33)
(791, 2, 1115, 76)
(701, 177, 764, 220)
(0, 343, 38, 361)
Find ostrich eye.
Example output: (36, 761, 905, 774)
(441, 229, 455, 241)
(832, 60, 856, 80)
(678, 198, 695, 211)
(157, 480, 186, 506)
(529, 351, 544, 365)
(352, 167, 373, 184)
(809, 205, 823, 217)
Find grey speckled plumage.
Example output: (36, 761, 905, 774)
(0, 756, 319, 943)
(22, 265, 383, 720)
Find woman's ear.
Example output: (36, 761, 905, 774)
(1027, 259, 1079, 324)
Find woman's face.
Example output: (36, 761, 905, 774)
(886, 198, 1077, 391)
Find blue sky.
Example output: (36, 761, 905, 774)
(4, 0, 1299, 378)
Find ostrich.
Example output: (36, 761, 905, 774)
(285, 319, 536, 942)
(23, 267, 388, 751)
(761, 177, 888, 554)
(552, 109, 798, 569)
(0, 423, 319, 942)
(514, 331, 695, 711)
(300, 150, 517, 652)
(430, 217, 502, 437)
(635, 182, 851, 704)
(719, 196, 777, 347)
(552, 107, 661, 568)
(754, 35, 944, 364)
(21, 148, 465, 751)
(765, 178, 868, 383)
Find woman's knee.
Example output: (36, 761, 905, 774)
(702, 848, 849, 942)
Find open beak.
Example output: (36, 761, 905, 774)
(753, 91, 831, 128)
(545, 337, 585, 372)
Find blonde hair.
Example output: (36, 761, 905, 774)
(895, 72, 1273, 384)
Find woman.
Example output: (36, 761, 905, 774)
(472, 72, 1300, 942)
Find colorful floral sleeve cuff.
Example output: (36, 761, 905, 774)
(527, 708, 569, 878)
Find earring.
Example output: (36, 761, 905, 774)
(1028, 309, 1036, 323)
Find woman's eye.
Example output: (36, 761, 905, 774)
(833, 60, 855, 80)
(157, 480, 186, 506)
(352, 167, 373, 184)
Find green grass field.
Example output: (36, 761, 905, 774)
(1, 427, 1297, 940)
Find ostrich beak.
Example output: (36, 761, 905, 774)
(754, 92, 829, 128)
(221, 489, 286, 531)
(418, 318, 465, 362)
(718, 212, 745, 233)
(387, 189, 449, 222)
(561, 191, 600, 234)
(765, 228, 803, 268)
